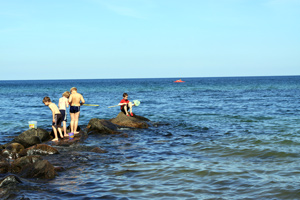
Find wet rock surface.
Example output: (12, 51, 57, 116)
(26, 144, 59, 155)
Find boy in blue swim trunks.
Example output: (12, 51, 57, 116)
(69, 87, 85, 134)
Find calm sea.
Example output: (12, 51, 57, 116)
(1, 76, 300, 199)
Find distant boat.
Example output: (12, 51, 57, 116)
(174, 79, 185, 83)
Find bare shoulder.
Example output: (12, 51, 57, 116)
(48, 102, 55, 110)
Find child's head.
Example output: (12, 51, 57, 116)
(43, 96, 51, 106)
(63, 91, 70, 98)
(70, 87, 77, 93)
(123, 93, 128, 99)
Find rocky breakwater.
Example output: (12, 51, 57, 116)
(0, 112, 153, 192)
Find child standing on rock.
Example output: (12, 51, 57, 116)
(58, 91, 70, 138)
(43, 96, 64, 141)
(69, 87, 85, 135)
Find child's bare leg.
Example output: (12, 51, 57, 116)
(52, 126, 59, 141)
(70, 113, 75, 133)
(74, 112, 80, 134)
(58, 127, 63, 138)
(124, 105, 129, 115)
(128, 102, 133, 114)
(63, 121, 68, 137)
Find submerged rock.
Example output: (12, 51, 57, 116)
(11, 128, 51, 148)
(87, 118, 119, 135)
(110, 112, 151, 128)
(90, 147, 108, 153)
(0, 175, 22, 188)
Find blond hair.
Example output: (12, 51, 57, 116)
(62, 91, 70, 98)
(70, 87, 77, 92)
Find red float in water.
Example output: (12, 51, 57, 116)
(174, 79, 185, 83)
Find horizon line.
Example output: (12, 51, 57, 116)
(1, 74, 300, 81)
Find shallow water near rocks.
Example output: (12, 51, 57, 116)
(1, 76, 300, 199)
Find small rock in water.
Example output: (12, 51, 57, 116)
(0, 175, 22, 188)
(54, 166, 65, 172)
(91, 147, 108, 153)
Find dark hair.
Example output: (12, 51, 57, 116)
(43, 96, 51, 103)
(123, 93, 128, 97)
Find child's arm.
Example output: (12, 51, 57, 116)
(65, 98, 69, 108)
(49, 105, 56, 123)
(80, 94, 85, 106)
(68, 95, 72, 105)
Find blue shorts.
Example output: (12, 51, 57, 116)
(59, 110, 67, 122)
(70, 106, 80, 113)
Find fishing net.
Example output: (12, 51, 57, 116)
(133, 100, 140, 106)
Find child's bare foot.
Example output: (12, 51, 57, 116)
(64, 134, 69, 138)
(52, 138, 59, 142)
(74, 131, 80, 135)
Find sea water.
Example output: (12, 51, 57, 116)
(1, 76, 300, 199)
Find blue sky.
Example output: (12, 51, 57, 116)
(1, 0, 299, 80)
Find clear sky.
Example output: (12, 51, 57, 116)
(1, 0, 300, 80)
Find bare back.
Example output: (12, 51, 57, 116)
(69, 92, 85, 106)
(58, 97, 69, 110)
(49, 103, 61, 115)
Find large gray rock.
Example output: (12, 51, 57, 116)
(87, 118, 120, 134)
(12, 128, 51, 148)
(110, 112, 151, 128)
